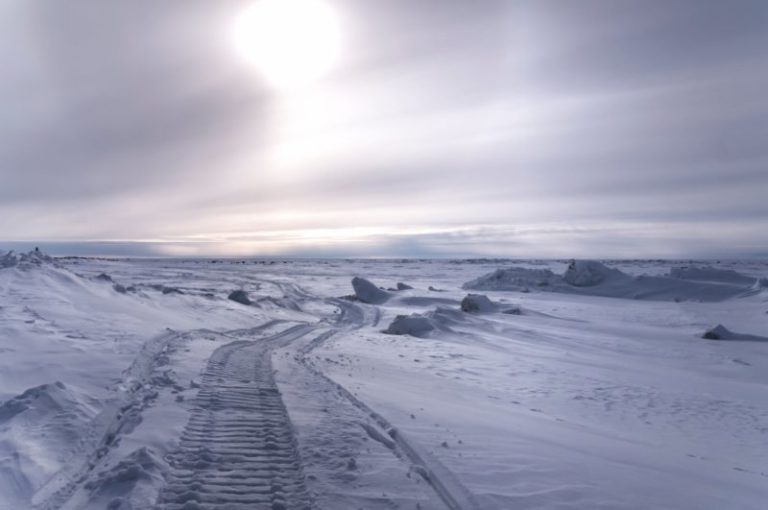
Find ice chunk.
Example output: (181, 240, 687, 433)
(228, 290, 251, 305)
(460, 294, 497, 313)
(702, 324, 768, 341)
(563, 260, 626, 287)
(352, 277, 391, 304)
(384, 314, 436, 337)
(463, 267, 559, 291)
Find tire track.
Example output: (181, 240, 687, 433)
(156, 324, 315, 510)
(297, 339, 480, 510)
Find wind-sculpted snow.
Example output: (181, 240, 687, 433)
(0, 382, 97, 505)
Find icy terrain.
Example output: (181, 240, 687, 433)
(1, 252, 767, 509)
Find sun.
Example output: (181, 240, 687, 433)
(233, 0, 341, 88)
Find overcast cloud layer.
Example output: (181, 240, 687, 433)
(1, 0, 767, 257)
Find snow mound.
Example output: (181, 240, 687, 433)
(352, 277, 391, 304)
(563, 260, 628, 287)
(228, 289, 251, 305)
(396, 282, 414, 290)
(384, 314, 437, 337)
(670, 266, 757, 285)
(460, 294, 497, 313)
(0, 381, 93, 423)
(463, 267, 559, 291)
(0, 382, 98, 503)
(0, 249, 55, 269)
(82, 447, 168, 510)
(702, 324, 768, 341)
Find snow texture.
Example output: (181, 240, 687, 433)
(1, 252, 767, 510)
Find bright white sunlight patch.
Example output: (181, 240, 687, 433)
(233, 0, 341, 88)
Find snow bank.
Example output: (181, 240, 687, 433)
(352, 277, 391, 304)
(0, 382, 98, 505)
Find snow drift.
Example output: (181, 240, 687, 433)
(0, 382, 98, 506)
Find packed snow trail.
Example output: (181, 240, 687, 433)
(156, 324, 315, 510)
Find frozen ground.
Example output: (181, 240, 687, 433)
(1, 252, 767, 509)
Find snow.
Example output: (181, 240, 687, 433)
(1, 253, 767, 509)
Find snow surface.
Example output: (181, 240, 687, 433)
(1, 253, 767, 509)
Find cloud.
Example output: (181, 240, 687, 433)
(1, 0, 767, 256)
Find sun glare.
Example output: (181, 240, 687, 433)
(233, 0, 341, 88)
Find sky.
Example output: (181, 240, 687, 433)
(1, 0, 767, 258)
